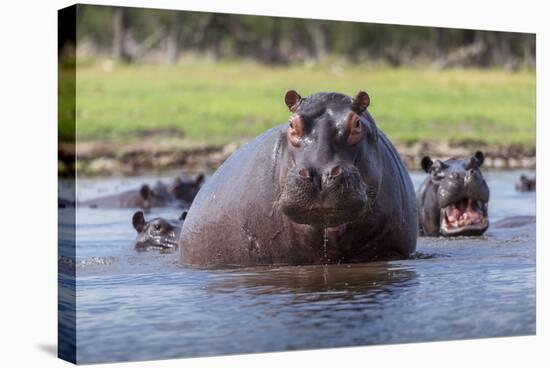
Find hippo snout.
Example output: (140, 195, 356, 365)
(297, 164, 344, 191)
(279, 164, 368, 227)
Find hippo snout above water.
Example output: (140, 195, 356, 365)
(132, 210, 187, 251)
(179, 90, 418, 266)
(417, 151, 490, 237)
(516, 175, 535, 192)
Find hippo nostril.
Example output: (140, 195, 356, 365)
(298, 167, 310, 179)
(329, 165, 342, 177)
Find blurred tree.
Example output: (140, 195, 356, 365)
(75, 4, 535, 69)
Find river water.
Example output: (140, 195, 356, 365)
(58, 170, 536, 364)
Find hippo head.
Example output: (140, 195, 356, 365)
(168, 174, 205, 203)
(138, 184, 166, 209)
(132, 210, 187, 251)
(421, 151, 490, 236)
(277, 90, 375, 228)
(516, 175, 536, 192)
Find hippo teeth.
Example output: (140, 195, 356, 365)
(442, 198, 487, 230)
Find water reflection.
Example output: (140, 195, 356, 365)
(207, 262, 417, 304)
(64, 171, 536, 364)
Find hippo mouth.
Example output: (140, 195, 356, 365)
(440, 198, 488, 236)
(136, 237, 178, 251)
(153, 238, 178, 250)
(285, 205, 367, 228)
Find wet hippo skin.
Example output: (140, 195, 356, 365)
(179, 90, 418, 267)
(416, 152, 490, 237)
(132, 210, 187, 251)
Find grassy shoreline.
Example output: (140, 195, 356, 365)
(59, 61, 536, 176)
(71, 61, 536, 149)
(59, 137, 535, 177)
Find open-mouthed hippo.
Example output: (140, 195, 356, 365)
(132, 210, 187, 251)
(416, 151, 490, 237)
(179, 90, 418, 267)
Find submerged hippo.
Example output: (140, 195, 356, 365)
(179, 90, 418, 267)
(166, 174, 205, 203)
(492, 215, 535, 229)
(80, 184, 168, 210)
(416, 151, 490, 237)
(516, 175, 536, 192)
(132, 210, 187, 251)
(81, 174, 205, 210)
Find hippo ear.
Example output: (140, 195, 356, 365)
(474, 151, 484, 167)
(179, 210, 188, 222)
(284, 90, 301, 112)
(195, 173, 205, 186)
(139, 184, 151, 200)
(132, 211, 146, 232)
(420, 156, 433, 173)
(352, 91, 370, 112)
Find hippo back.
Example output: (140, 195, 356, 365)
(179, 126, 286, 266)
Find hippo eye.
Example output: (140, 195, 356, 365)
(346, 113, 363, 145)
(433, 171, 446, 181)
(287, 115, 304, 147)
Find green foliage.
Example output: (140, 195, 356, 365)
(58, 66, 76, 142)
(75, 5, 535, 67)
(73, 62, 535, 148)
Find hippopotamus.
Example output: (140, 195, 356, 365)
(416, 151, 490, 237)
(80, 184, 169, 210)
(80, 174, 205, 210)
(179, 90, 418, 267)
(491, 215, 535, 229)
(515, 175, 536, 192)
(166, 174, 205, 203)
(132, 210, 187, 251)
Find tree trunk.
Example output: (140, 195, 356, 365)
(112, 8, 131, 62)
(308, 22, 327, 60)
(166, 12, 182, 64)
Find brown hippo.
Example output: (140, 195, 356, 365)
(179, 90, 418, 267)
(416, 152, 490, 237)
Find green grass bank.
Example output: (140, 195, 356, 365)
(72, 61, 535, 149)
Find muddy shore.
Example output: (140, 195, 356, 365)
(59, 138, 535, 177)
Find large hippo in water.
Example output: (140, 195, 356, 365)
(416, 151, 490, 237)
(179, 90, 418, 267)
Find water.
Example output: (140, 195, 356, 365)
(59, 170, 536, 364)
